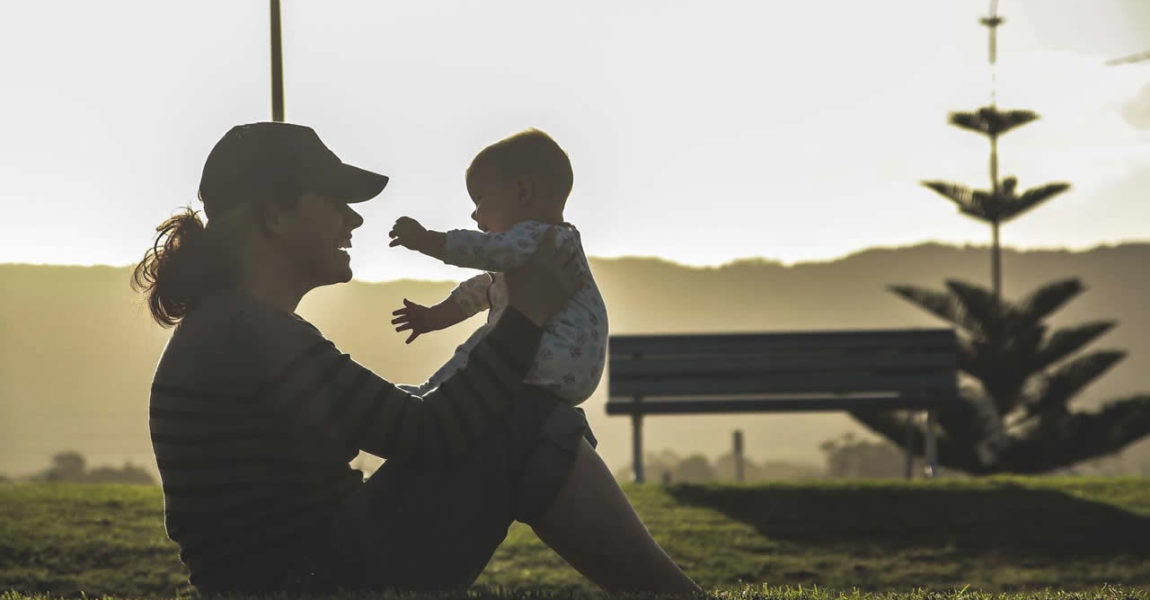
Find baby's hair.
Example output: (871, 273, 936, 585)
(469, 128, 573, 206)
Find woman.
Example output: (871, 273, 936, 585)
(134, 122, 700, 594)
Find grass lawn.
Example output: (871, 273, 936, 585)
(0, 478, 1147, 599)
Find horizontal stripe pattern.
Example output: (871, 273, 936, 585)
(151, 296, 540, 592)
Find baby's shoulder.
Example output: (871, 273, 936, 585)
(510, 220, 582, 244)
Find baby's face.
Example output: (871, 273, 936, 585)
(465, 164, 521, 234)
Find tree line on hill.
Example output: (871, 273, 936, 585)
(3, 240, 1149, 479)
(0, 451, 155, 485)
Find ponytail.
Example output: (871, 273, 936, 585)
(132, 207, 235, 327)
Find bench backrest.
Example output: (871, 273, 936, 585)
(607, 328, 958, 414)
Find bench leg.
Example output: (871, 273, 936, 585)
(903, 411, 914, 481)
(632, 413, 645, 483)
(925, 410, 938, 479)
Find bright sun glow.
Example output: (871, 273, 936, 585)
(1, 1, 1148, 282)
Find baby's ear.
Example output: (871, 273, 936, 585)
(514, 176, 535, 207)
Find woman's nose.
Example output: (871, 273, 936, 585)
(346, 206, 365, 229)
(470, 210, 478, 222)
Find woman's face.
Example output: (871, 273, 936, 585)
(272, 191, 364, 288)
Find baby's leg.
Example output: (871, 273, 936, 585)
(312, 387, 596, 592)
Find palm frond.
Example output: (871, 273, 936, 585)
(1029, 350, 1127, 415)
(972, 189, 1013, 221)
(849, 401, 999, 474)
(887, 284, 980, 333)
(948, 107, 1040, 137)
(999, 182, 1071, 223)
(1016, 278, 1083, 322)
(998, 394, 1150, 473)
(1030, 321, 1115, 372)
(921, 181, 975, 209)
(945, 280, 1004, 336)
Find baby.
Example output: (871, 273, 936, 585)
(388, 129, 608, 406)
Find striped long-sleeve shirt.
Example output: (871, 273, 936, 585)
(149, 290, 541, 592)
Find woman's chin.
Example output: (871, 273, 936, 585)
(334, 254, 353, 283)
(319, 251, 354, 285)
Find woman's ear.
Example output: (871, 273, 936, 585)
(256, 201, 290, 238)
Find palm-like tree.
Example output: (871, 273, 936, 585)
(850, 278, 1150, 473)
(922, 109, 1070, 302)
(921, 2, 1071, 301)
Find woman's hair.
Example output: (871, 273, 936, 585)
(131, 207, 238, 328)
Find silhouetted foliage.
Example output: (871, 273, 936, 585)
(864, 13, 1150, 474)
(921, 105, 1070, 300)
(852, 278, 1150, 474)
(613, 449, 822, 483)
(819, 433, 906, 479)
(37, 451, 155, 485)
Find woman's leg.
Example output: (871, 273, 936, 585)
(529, 440, 703, 595)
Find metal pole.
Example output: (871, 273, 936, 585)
(733, 430, 745, 483)
(270, 0, 284, 122)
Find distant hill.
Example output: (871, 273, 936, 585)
(2, 242, 1148, 478)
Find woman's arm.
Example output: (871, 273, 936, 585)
(251, 227, 579, 466)
(254, 306, 542, 466)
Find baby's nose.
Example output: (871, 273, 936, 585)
(470, 210, 478, 222)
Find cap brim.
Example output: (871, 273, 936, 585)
(313, 163, 389, 203)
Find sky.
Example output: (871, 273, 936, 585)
(2, 1, 1149, 282)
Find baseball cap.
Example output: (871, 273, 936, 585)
(198, 122, 388, 218)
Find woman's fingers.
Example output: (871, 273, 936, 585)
(405, 331, 420, 344)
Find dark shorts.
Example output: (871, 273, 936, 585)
(288, 386, 596, 592)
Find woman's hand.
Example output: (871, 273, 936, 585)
(504, 227, 585, 327)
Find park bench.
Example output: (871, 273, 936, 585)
(606, 328, 959, 482)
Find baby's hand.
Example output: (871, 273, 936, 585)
(391, 299, 438, 344)
(389, 217, 428, 251)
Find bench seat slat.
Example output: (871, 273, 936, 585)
(610, 329, 955, 357)
(610, 372, 953, 397)
(605, 394, 953, 414)
(610, 352, 956, 377)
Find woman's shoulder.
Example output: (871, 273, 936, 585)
(158, 290, 330, 384)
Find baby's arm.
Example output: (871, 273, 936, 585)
(391, 274, 491, 344)
(391, 218, 571, 273)
(389, 217, 448, 259)
(442, 222, 567, 272)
